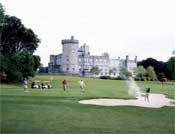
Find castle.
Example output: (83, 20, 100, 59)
(48, 36, 137, 77)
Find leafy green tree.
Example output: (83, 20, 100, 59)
(90, 66, 101, 77)
(134, 66, 146, 81)
(15, 52, 40, 77)
(146, 66, 157, 81)
(166, 57, 175, 80)
(109, 67, 117, 76)
(0, 4, 41, 82)
(138, 58, 166, 76)
(137, 66, 146, 77)
(33, 55, 41, 71)
(0, 3, 5, 46)
(0, 16, 40, 54)
(0, 3, 4, 23)
(38, 66, 48, 73)
(0, 54, 23, 82)
(120, 68, 132, 79)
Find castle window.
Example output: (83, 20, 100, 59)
(72, 68, 75, 70)
(67, 68, 69, 71)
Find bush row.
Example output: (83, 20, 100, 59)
(99, 76, 161, 81)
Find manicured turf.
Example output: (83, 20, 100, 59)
(1, 76, 175, 134)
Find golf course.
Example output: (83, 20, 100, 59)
(1, 75, 175, 134)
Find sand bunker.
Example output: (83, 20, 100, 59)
(79, 94, 175, 108)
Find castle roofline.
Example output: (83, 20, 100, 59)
(61, 36, 79, 44)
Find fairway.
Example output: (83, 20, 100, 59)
(1, 76, 175, 134)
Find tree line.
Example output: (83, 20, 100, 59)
(138, 57, 175, 80)
(0, 3, 41, 82)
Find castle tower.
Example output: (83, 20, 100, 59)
(61, 36, 79, 74)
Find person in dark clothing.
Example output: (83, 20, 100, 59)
(62, 80, 67, 91)
(41, 83, 44, 89)
(31, 82, 35, 88)
(145, 87, 151, 102)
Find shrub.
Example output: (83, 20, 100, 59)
(115, 76, 126, 80)
(134, 77, 141, 81)
(100, 76, 111, 79)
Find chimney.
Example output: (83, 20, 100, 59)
(71, 36, 74, 40)
(126, 55, 129, 62)
(135, 56, 138, 63)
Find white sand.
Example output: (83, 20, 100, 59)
(79, 94, 175, 108)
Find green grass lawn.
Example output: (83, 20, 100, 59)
(1, 75, 175, 134)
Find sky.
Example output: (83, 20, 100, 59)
(2, 0, 175, 66)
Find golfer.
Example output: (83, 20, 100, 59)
(24, 78, 28, 92)
(62, 79, 67, 91)
(145, 87, 150, 102)
(79, 80, 85, 92)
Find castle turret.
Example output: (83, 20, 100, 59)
(61, 36, 79, 74)
(79, 43, 90, 56)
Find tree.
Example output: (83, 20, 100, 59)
(166, 57, 175, 80)
(120, 68, 132, 79)
(0, 54, 23, 82)
(157, 73, 165, 80)
(0, 3, 5, 46)
(90, 66, 101, 77)
(0, 3, 4, 23)
(33, 55, 41, 71)
(146, 66, 157, 81)
(0, 4, 41, 82)
(138, 58, 166, 76)
(109, 67, 117, 76)
(38, 64, 48, 73)
(137, 66, 146, 77)
(0, 16, 40, 54)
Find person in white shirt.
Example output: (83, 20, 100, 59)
(24, 78, 28, 92)
(79, 80, 85, 92)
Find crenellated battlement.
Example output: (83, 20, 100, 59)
(61, 36, 79, 44)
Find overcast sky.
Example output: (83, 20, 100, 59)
(2, 0, 175, 66)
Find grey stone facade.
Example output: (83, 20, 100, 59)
(48, 36, 137, 77)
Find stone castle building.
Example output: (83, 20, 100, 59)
(48, 36, 137, 77)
